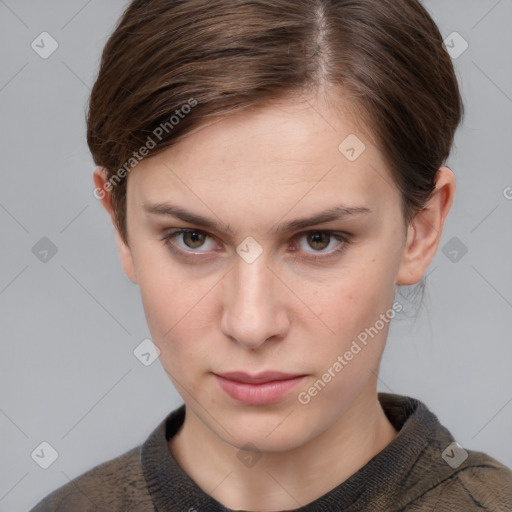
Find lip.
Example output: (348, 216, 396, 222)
(214, 371, 306, 405)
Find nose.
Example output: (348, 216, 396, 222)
(220, 254, 290, 350)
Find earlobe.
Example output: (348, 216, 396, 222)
(397, 167, 456, 285)
(93, 166, 138, 284)
(396, 224, 417, 285)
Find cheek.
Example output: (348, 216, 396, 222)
(134, 255, 218, 362)
(289, 254, 400, 390)
(293, 261, 396, 412)
(297, 256, 396, 337)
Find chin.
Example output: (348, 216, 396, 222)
(211, 406, 315, 454)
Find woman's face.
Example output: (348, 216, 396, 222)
(118, 94, 412, 452)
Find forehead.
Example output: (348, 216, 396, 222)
(129, 94, 399, 220)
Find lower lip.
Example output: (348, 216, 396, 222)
(215, 375, 305, 405)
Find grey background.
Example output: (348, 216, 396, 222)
(0, 1, 511, 510)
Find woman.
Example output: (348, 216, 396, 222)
(31, 0, 512, 510)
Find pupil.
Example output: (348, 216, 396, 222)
(309, 232, 328, 251)
(186, 231, 204, 248)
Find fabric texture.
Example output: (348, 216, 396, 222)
(30, 393, 512, 511)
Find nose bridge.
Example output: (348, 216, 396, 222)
(235, 253, 272, 304)
(232, 252, 275, 318)
(221, 249, 287, 348)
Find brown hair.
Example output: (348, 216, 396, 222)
(87, 0, 463, 244)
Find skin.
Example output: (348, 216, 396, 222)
(94, 92, 455, 511)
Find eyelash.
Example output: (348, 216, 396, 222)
(161, 228, 352, 262)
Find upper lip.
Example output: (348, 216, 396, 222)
(216, 371, 304, 384)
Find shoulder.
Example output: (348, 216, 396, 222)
(29, 445, 154, 512)
(453, 450, 512, 509)
(407, 449, 512, 511)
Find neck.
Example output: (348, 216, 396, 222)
(169, 389, 397, 511)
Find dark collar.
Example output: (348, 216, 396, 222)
(141, 393, 453, 511)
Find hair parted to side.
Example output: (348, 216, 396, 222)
(87, 0, 463, 244)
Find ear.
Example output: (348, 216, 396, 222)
(93, 167, 138, 284)
(397, 166, 456, 285)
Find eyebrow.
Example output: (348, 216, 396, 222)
(144, 202, 372, 235)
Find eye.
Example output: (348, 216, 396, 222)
(161, 228, 351, 262)
(292, 231, 351, 260)
(162, 228, 217, 254)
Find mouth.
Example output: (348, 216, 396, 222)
(214, 371, 306, 406)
